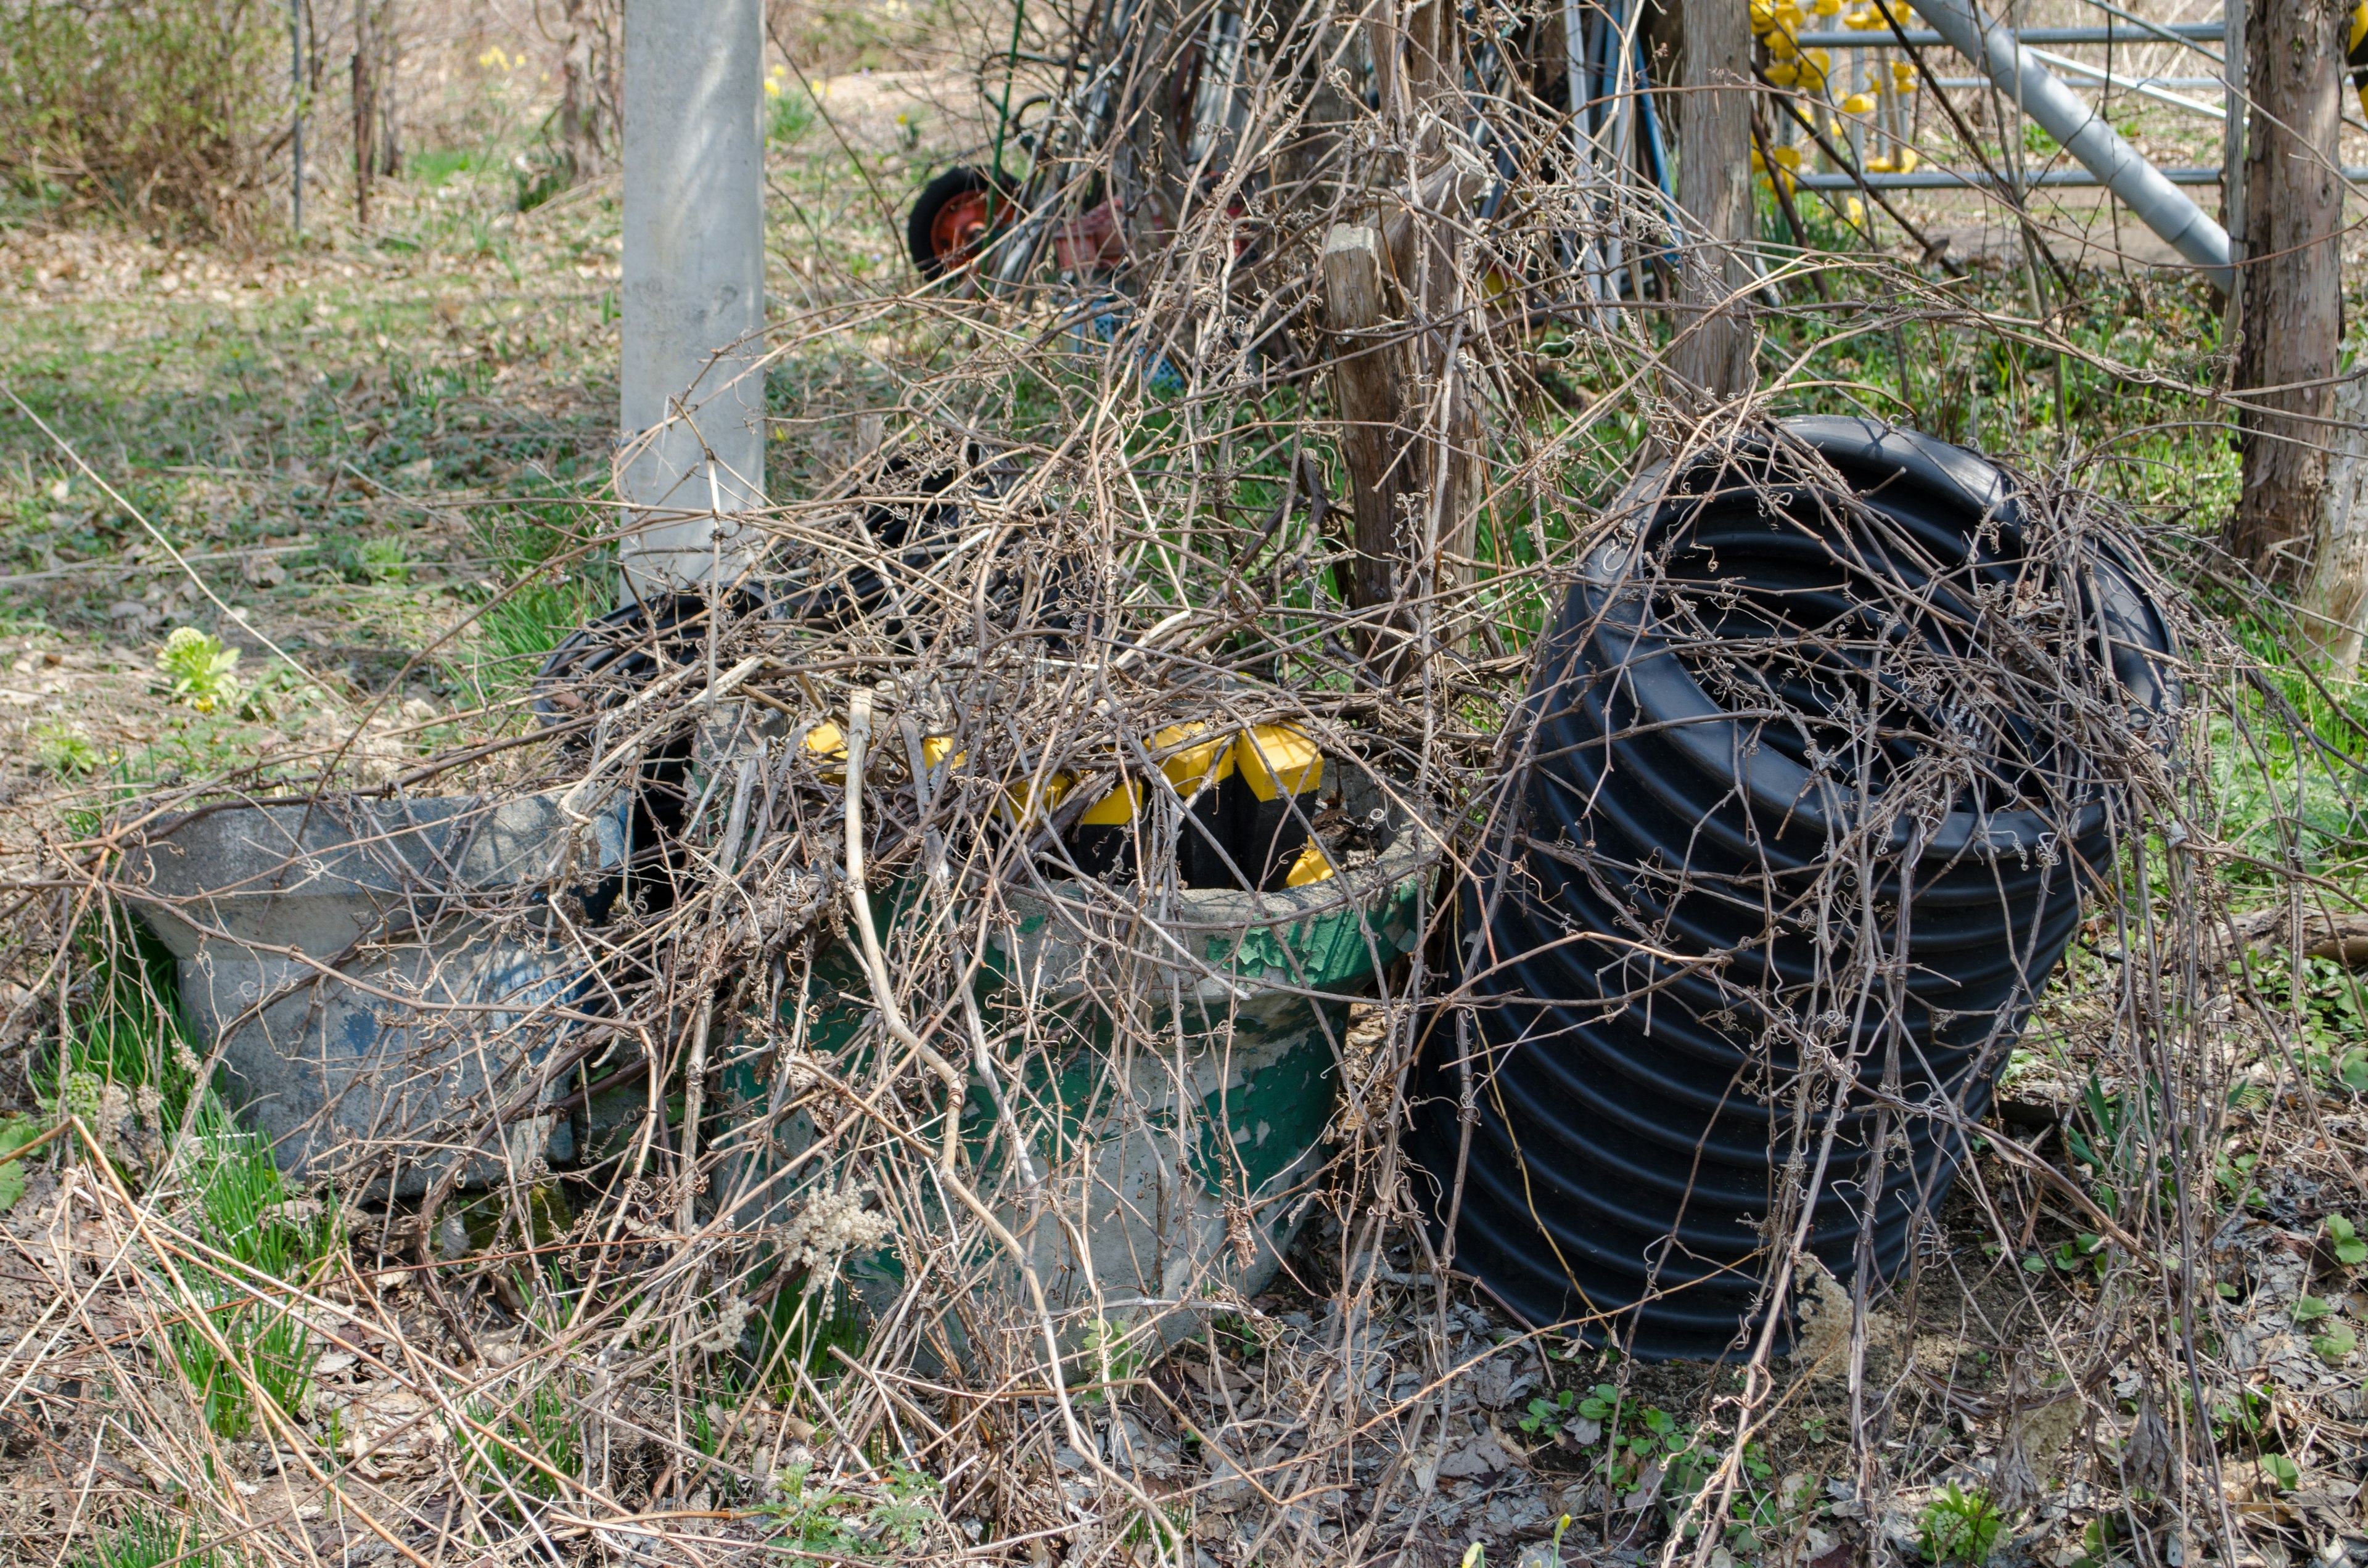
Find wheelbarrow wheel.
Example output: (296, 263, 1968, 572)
(908, 166, 1011, 279)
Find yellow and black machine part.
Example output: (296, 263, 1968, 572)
(2351, 1, 2368, 121)
(1056, 723, 1333, 891)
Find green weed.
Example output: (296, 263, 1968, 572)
(75, 1507, 220, 1568)
(155, 626, 240, 713)
(355, 537, 411, 584)
(464, 1373, 583, 1514)
(166, 1096, 339, 1440)
(1080, 1315, 1146, 1400)
(411, 147, 483, 186)
(33, 717, 100, 777)
(49, 915, 340, 1440)
(0, 1117, 39, 1213)
(760, 1460, 940, 1555)
(1917, 1481, 2006, 1565)
(768, 77, 818, 144)
(2212, 1385, 2272, 1445)
(2065, 1072, 2178, 1221)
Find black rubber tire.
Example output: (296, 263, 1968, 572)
(906, 165, 1008, 279)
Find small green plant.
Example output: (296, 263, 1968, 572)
(869, 1466, 939, 1550)
(1079, 1316, 1145, 1400)
(2216, 1148, 2263, 1209)
(2258, 1451, 2301, 1491)
(767, 69, 816, 142)
(1519, 1386, 1577, 1434)
(155, 626, 240, 713)
(75, 1506, 220, 1568)
(2326, 1214, 2366, 1266)
(1122, 1504, 1191, 1556)
(410, 146, 479, 186)
(466, 1374, 583, 1514)
(33, 718, 99, 777)
(0, 1116, 40, 1213)
(2074, 1514, 2120, 1568)
(2050, 1231, 2110, 1279)
(1917, 1481, 2006, 1565)
(355, 536, 411, 583)
(2065, 1072, 2181, 1219)
(2211, 1385, 2272, 1443)
(763, 1461, 870, 1556)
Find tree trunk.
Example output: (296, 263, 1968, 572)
(560, 0, 606, 181)
(351, 19, 372, 225)
(2303, 368, 2368, 675)
(1672, 0, 1757, 401)
(2233, 0, 2347, 579)
(375, 0, 400, 176)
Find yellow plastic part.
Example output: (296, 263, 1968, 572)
(1771, 144, 1802, 168)
(1153, 721, 1235, 796)
(1002, 770, 1072, 827)
(1811, 0, 1841, 17)
(1767, 32, 1799, 59)
(1841, 91, 1875, 113)
(2351, 0, 2367, 56)
(1283, 842, 1337, 888)
(1867, 153, 1894, 172)
(1843, 7, 1880, 27)
(1893, 144, 1919, 172)
(805, 721, 849, 782)
(1766, 58, 1799, 83)
(1077, 778, 1143, 826)
(1234, 726, 1323, 802)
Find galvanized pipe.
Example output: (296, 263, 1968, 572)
(2023, 44, 2224, 117)
(1905, 0, 2234, 285)
(1791, 165, 2368, 187)
(1794, 20, 2220, 46)
(619, 0, 768, 598)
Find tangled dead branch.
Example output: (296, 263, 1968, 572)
(4, 1, 2367, 1565)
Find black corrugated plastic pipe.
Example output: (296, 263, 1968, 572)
(1409, 417, 2175, 1361)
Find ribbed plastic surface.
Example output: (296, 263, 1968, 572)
(1410, 418, 2174, 1360)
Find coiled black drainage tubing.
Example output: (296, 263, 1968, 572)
(1408, 417, 2177, 1362)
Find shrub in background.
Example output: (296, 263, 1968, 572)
(0, 0, 287, 236)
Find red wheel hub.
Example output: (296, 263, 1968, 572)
(931, 190, 995, 269)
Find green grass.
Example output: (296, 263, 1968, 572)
(47, 910, 341, 1442)
(76, 1507, 220, 1568)
(166, 1097, 336, 1442)
(464, 1373, 583, 1514)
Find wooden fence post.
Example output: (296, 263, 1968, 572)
(1323, 223, 1410, 624)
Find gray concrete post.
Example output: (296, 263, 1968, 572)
(619, 0, 768, 598)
